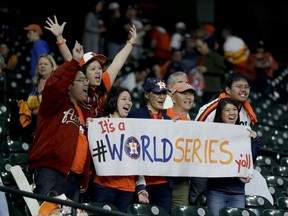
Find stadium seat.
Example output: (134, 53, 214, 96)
(255, 155, 278, 167)
(245, 195, 275, 216)
(1, 140, 30, 158)
(127, 203, 170, 216)
(174, 204, 213, 216)
(84, 202, 120, 215)
(280, 157, 288, 166)
(262, 208, 288, 216)
(276, 197, 288, 210)
(271, 166, 288, 177)
(268, 186, 286, 204)
(9, 152, 29, 165)
(219, 207, 257, 216)
(264, 175, 288, 188)
(254, 166, 272, 176)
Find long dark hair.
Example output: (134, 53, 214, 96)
(103, 86, 130, 116)
(214, 98, 240, 124)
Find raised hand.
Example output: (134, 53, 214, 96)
(127, 24, 137, 45)
(44, 15, 66, 37)
(72, 41, 84, 62)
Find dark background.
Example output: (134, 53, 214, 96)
(1, 0, 288, 66)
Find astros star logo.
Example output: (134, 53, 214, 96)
(156, 81, 166, 89)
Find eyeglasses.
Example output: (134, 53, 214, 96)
(74, 78, 89, 83)
(231, 85, 250, 90)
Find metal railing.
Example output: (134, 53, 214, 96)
(0, 185, 130, 216)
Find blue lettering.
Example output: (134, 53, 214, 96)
(105, 134, 124, 160)
(141, 135, 153, 162)
(154, 136, 162, 162)
(162, 138, 173, 162)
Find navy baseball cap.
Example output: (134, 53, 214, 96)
(144, 78, 168, 93)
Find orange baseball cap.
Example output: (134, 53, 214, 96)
(171, 83, 195, 95)
(23, 24, 43, 36)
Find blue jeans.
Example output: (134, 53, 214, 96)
(90, 183, 134, 213)
(33, 167, 80, 202)
(207, 190, 245, 216)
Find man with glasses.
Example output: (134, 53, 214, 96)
(189, 72, 258, 205)
(195, 72, 257, 126)
(28, 41, 91, 203)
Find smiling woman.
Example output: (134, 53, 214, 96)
(89, 86, 149, 212)
(205, 97, 261, 216)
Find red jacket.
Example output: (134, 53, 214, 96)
(28, 59, 91, 188)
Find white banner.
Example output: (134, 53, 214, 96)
(88, 118, 253, 177)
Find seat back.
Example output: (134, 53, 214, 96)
(245, 195, 275, 216)
(174, 205, 213, 216)
(276, 197, 288, 210)
(1, 140, 30, 157)
(219, 207, 257, 216)
(280, 157, 288, 166)
(255, 155, 278, 167)
(264, 175, 288, 187)
(127, 203, 170, 216)
(84, 202, 120, 215)
(262, 208, 288, 216)
(272, 166, 288, 177)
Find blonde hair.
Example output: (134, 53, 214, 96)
(31, 54, 57, 87)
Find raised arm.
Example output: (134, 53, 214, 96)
(106, 24, 137, 85)
(44, 15, 72, 61)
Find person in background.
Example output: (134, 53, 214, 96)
(104, 2, 131, 59)
(150, 24, 171, 65)
(45, 15, 137, 118)
(194, 36, 227, 103)
(160, 49, 184, 81)
(125, 4, 151, 61)
(14, 54, 57, 143)
(165, 82, 196, 215)
(90, 86, 149, 212)
(247, 40, 279, 98)
(28, 41, 91, 202)
(0, 55, 5, 72)
(170, 21, 187, 51)
(222, 27, 250, 76)
(206, 97, 261, 216)
(23, 24, 50, 80)
(128, 78, 172, 214)
(0, 40, 18, 73)
(82, 0, 106, 53)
